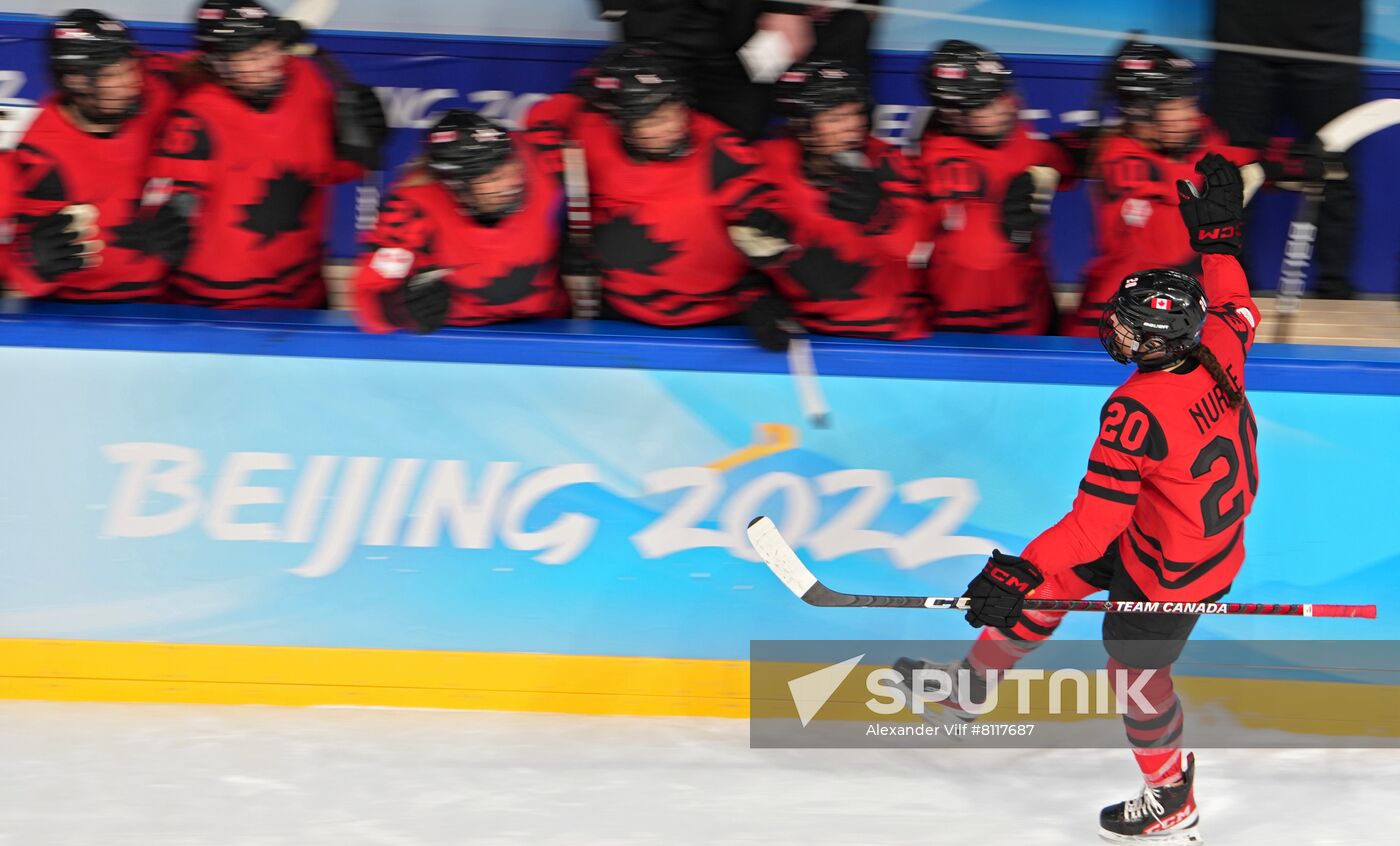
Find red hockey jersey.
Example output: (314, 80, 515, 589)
(919, 124, 1071, 335)
(7, 56, 178, 301)
(1021, 254, 1260, 602)
(1065, 125, 1256, 336)
(354, 139, 569, 331)
(565, 107, 779, 327)
(760, 135, 928, 339)
(148, 56, 362, 309)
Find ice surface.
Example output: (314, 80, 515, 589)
(1, 701, 1395, 845)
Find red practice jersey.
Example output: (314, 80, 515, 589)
(353, 139, 569, 331)
(1066, 124, 1255, 336)
(759, 136, 928, 340)
(7, 56, 178, 301)
(1021, 253, 1260, 603)
(563, 106, 779, 327)
(919, 124, 1071, 335)
(148, 56, 362, 308)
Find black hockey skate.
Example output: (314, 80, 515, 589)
(891, 656, 984, 729)
(1099, 753, 1202, 844)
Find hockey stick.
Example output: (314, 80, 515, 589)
(786, 334, 831, 429)
(561, 142, 601, 319)
(746, 516, 1377, 618)
(1273, 98, 1400, 343)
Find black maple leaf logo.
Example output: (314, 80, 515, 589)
(786, 245, 872, 300)
(593, 211, 681, 275)
(472, 261, 544, 306)
(239, 169, 314, 246)
(110, 201, 150, 255)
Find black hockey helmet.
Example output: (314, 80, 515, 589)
(195, 0, 280, 55)
(775, 60, 871, 122)
(49, 9, 137, 81)
(1100, 268, 1208, 371)
(426, 110, 516, 183)
(590, 44, 689, 124)
(924, 40, 1012, 113)
(425, 110, 523, 222)
(48, 10, 142, 124)
(1110, 41, 1197, 122)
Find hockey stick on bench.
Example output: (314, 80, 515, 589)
(746, 516, 1376, 618)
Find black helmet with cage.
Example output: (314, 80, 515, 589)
(1109, 41, 1197, 122)
(774, 60, 871, 155)
(194, 1, 287, 108)
(923, 39, 1015, 145)
(1099, 268, 1208, 371)
(48, 9, 142, 125)
(590, 44, 692, 160)
(425, 109, 524, 224)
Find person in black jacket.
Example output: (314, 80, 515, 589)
(1210, 0, 1364, 299)
(592, 1, 880, 139)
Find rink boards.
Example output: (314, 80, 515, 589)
(0, 305, 1398, 731)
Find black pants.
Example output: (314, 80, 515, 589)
(1210, 52, 1362, 297)
(1071, 545, 1227, 669)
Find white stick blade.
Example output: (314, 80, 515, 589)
(283, 0, 337, 30)
(1316, 98, 1400, 154)
(746, 516, 818, 598)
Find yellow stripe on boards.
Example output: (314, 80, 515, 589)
(2, 640, 1397, 739)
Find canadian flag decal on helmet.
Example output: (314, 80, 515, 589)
(1121, 58, 1154, 70)
(936, 65, 967, 80)
(430, 131, 458, 143)
(1151, 296, 1173, 310)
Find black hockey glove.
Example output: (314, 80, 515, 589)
(26, 206, 97, 282)
(745, 291, 801, 352)
(1000, 170, 1039, 252)
(1177, 153, 1244, 256)
(334, 83, 389, 170)
(132, 193, 195, 267)
(379, 269, 452, 334)
(826, 164, 884, 227)
(963, 550, 1044, 629)
(1051, 127, 1095, 177)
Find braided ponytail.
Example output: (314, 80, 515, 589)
(1190, 345, 1244, 410)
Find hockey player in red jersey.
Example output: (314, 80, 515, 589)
(353, 110, 569, 333)
(539, 45, 797, 344)
(1065, 41, 1255, 337)
(760, 61, 929, 340)
(8, 9, 187, 302)
(146, 0, 385, 309)
(897, 155, 1260, 844)
(918, 40, 1071, 335)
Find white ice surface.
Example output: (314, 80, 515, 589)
(1, 701, 1396, 846)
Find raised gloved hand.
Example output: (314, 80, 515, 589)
(963, 549, 1044, 629)
(1177, 153, 1244, 256)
